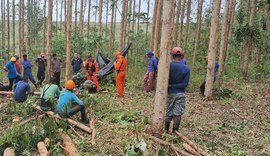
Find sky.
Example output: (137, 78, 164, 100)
(1, 0, 228, 23)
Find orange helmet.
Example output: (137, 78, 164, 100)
(66, 80, 75, 89)
(115, 51, 121, 57)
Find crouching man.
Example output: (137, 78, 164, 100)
(13, 76, 31, 102)
(57, 80, 89, 123)
(40, 77, 61, 111)
(165, 47, 190, 133)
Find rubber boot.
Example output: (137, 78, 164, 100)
(172, 115, 182, 133)
(164, 116, 173, 133)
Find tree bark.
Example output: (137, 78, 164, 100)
(43, 0, 47, 53)
(226, 0, 236, 62)
(145, 0, 150, 46)
(184, 0, 191, 47)
(7, 0, 10, 52)
(105, 0, 109, 38)
(152, 0, 175, 137)
(60, 0, 63, 31)
(137, 0, 141, 33)
(192, 0, 203, 65)
(75, 0, 78, 29)
(19, 0, 25, 57)
(27, 0, 31, 48)
(12, 0, 15, 55)
(98, 0, 103, 36)
(153, 0, 163, 55)
(132, 0, 136, 32)
(79, 0, 84, 35)
(56, 0, 58, 34)
(204, 0, 221, 99)
(113, 0, 117, 52)
(109, 0, 115, 51)
(174, 0, 181, 47)
(177, 0, 186, 46)
(218, 0, 232, 78)
(242, 0, 256, 79)
(94, 0, 98, 28)
(1, 0, 6, 49)
(119, 0, 126, 50)
(150, 0, 158, 50)
(46, 0, 53, 82)
(59, 132, 80, 156)
(66, 0, 72, 81)
(64, 0, 66, 31)
(87, 0, 91, 35)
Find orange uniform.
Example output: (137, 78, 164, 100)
(114, 55, 128, 97)
(84, 59, 101, 91)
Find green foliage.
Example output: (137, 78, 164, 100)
(228, 144, 248, 156)
(214, 87, 240, 100)
(125, 139, 147, 156)
(52, 32, 66, 58)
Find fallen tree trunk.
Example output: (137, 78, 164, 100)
(59, 132, 80, 156)
(175, 131, 210, 156)
(0, 91, 41, 95)
(19, 114, 46, 125)
(3, 147, 15, 156)
(34, 105, 92, 134)
(90, 118, 96, 145)
(37, 141, 49, 156)
(145, 134, 194, 156)
(183, 143, 201, 156)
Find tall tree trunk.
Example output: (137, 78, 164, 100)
(56, 0, 58, 34)
(105, 0, 109, 38)
(174, 0, 181, 47)
(242, 0, 256, 79)
(27, 0, 31, 48)
(119, 0, 126, 50)
(98, 0, 103, 36)
(2, 0, 6, 49)
(46, 0, 53, 82)
(145, 0, 150, 46)
(43, 0, 47, 53)
(75, 0, 78, 29)
(12, 0, 15, 55)
(132, 0, 135, 32)
(218, 0, 232, 78)
(205, 0, 221, 99)
(109, 0, 115, 52)
(153, 0, 163, 55)
(192, 0, 203, 65)
(94, 0, 98, 28)
(226, 0, 236, 62)
(152, 0, 176, 137)
(66, 0, 72, 80)
(60, 0, 63, 31)
(136, 0, 141, 33)
(150, 1, 158, 50)
(177, 0, 186, 46)
(87, 0, 91, 35)
(64, 0, 66, 32)
(19, 0, 25, 58)
(184, 0, 191, 47)
(113, 0, 117, 51)
(79, 0, 84, 35)
(7, 0, 10, 51)
(123, 1, 128, 45)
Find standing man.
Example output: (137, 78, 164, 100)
(144, 51, 158, 92)
(114, 51, 128, 97)
(22, 54, 38, 88)
(51, 54, 62, 88)
(83, 55, 101, 92)
(13, 76, 31, 102)
(71, 53, 83, 74)
(165, 47, 190, 133)
(3, 57, 17, 91)
(36, 53, 47, 86)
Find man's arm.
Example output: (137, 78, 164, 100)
(72, 94, 83, 105)
(169, 71, 190, 89)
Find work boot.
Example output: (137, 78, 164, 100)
(172, 115, 182, 133)
(164, 121, 171, 133)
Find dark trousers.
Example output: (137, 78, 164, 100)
(165, 115, 182, 133)
(200, 81, 206, 96)
(53, 72, 61, 87)
(24, 72, 36, 86)
(37, 70, 45, 86)
(8, 78, 15, 91)
(68, 105, 87, 122)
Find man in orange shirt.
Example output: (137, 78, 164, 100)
(114, 51, 128, 97)
(83, 55, 101, 92)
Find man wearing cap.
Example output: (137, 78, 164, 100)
(165, 47, 190, 133)
(13, 76, 31, 102)
(144, 50, 158, 92)
(22, 54, 38, 88)
(36, 53, 47, 86)
(114, 51, 128, 97)
(71, 53, 83, 74)
(3, 57, 17, 91)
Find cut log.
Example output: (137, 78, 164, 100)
(175, 131, 210, 156)
(0, 91, 41, 95)
(3, 147, 15, 156)
(145, 134, 194, 156)
(37, 141, 49, 156)
(90, 118, 96, 145)
(59, 132, 80, 156)
(34, 105, 92, 134)
(19, 114, 46, 125)
(183, 143, 201, 156)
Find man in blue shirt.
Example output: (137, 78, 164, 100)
(57, 80, 89, 124)
(14, 76, 31, 102)
(71, 53, 83, 74)
(3, 57, 17, 91)
(165, 47, 190, 133)
(144, 51, 158, 92)
(22, 54, 37, 88)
